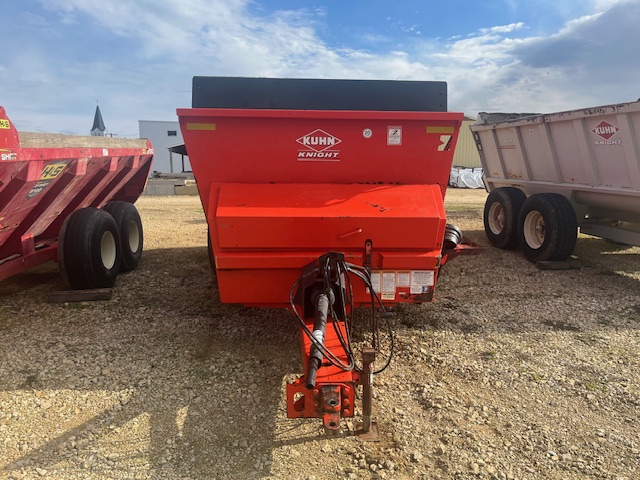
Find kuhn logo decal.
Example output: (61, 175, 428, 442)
(297, 129, 342, 161)
(592, 121, 619, 140)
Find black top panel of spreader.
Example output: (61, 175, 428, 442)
(192, 77, 447, 112)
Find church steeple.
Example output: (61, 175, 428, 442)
(91, 104, 106, 136)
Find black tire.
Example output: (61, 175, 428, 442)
(103, 201, 143, 272)
(483, 187, 527, 249)
(58, 208, 121, 289)
(443, 224, 463, 251)
(517, 193, 577, 262)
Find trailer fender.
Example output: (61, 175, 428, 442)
(58, 208, 121, 289)
(103, 201, 143, 272)
(483, 187, 526, 249)
(517, 193, 577, 262)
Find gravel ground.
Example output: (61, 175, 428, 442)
(1, 189, 639, 480)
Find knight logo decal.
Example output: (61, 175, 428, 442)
(297, 129, 342, 161)
(592, 120, 622, 146)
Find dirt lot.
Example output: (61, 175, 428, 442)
(1, 189, 639, 480)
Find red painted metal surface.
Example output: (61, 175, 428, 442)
(178, 107, 462, 307)
(214, 183, 445, 305)
(0, 106, 154, 281)
(286, 315, 357, 430)
(178, 96, 463, 430)
(217, 183, 445, 250)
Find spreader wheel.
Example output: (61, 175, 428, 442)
(483, 187, 526, 249)
(517, 193, 577, 262)
(103, 201, 143, 271)
(58, 207, 121, 289)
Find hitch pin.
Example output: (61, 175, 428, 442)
(338, 228, 362, 239)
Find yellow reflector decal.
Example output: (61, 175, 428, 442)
(40, 162, 68, 180)
(187, 123, 216, 131)
(426, 126, 454, 134)
(0, 119, 10, 129)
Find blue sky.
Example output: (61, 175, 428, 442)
(2, 0, 638, 137)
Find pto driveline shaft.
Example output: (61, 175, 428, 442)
(306, 289, 335, 389)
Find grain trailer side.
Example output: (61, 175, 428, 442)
(471, 100, 640, 261)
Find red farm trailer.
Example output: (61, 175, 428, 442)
(0, 106, 153, 289)
(178, 77, 464, 435)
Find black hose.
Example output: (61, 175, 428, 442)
(288, 255, 396, 378)
(289, 272, 354, 371)
(306, 290, 334, 388)
(346, 265, 395, 374)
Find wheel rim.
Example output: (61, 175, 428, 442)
(101, 231, 117, 269)
(128, 220, 140, 253)
(488, 202, 506, 235)
(523, 210, 545, 249)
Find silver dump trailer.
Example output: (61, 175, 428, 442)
(471, 100, 640, 262)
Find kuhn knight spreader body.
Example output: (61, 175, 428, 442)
(178, 77, 463, 434)
(0, 107, 153, 288)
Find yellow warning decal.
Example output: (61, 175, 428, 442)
(0, 119, 10, 129)
(187, 123, 216, 131)
(426, 126, 454, 134)
(40, 162, 67, 180)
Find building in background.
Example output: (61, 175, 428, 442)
(91, 105, 106, 136)
(449, 116, 484, 188)
(138, 120, 191, 175)
(452, 116, 481, 168)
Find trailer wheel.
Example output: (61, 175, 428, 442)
(58, 208, 121, 289)
(103, 201, 143, 271)
(518, 193, 577, 262)
(483, 187, 526, 249)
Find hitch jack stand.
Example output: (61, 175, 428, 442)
(356, 347, 379, 441)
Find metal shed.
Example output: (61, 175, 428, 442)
(452, 116, 482, 168)
(138, 120, 191, 174)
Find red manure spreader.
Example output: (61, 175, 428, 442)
(0, 107, 153, 289)
(179, 77, 465, 435)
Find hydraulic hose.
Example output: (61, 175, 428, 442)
(305, 288, 335, 388)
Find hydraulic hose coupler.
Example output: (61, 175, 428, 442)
(306, 288, 336, 389)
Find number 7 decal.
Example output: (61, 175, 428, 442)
(438, 135, 452, 151)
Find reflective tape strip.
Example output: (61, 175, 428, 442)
(426, 126, 454, 134)
(187, 123, 216, 131)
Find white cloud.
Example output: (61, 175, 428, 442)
(479, 22, 525, 34)
(555, 12, 603, 35)
(2, 0, 638, 134)
(591, 0, 631, 9)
